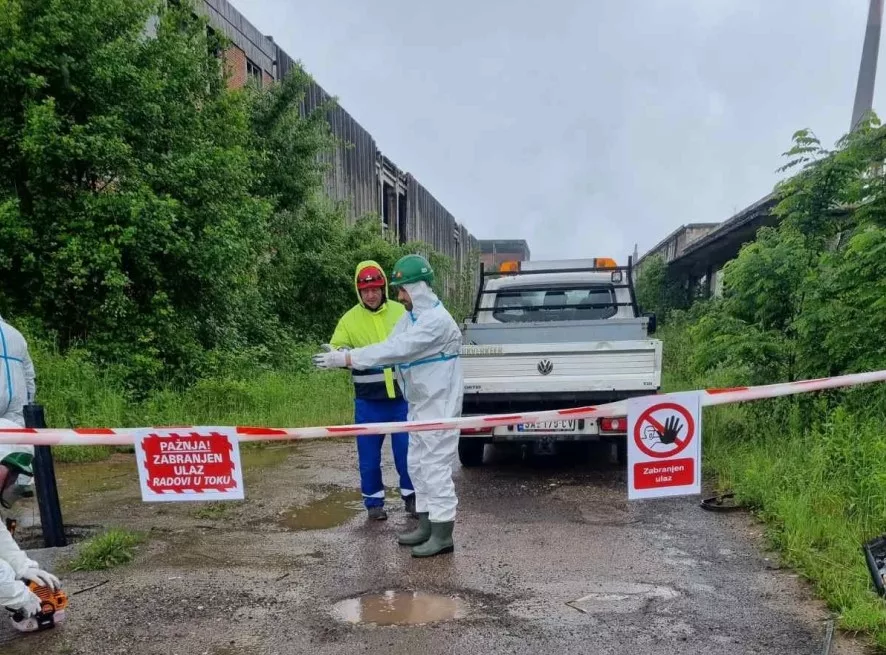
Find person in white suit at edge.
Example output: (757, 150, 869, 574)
(0, 430, 62, 623)
(0, 315, 36, 498)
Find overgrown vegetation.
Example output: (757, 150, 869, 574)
(68, 528, 144, 571)
(634, 253, 689, 322)
(34, 334, 356, 463)
(0, 0, 474, 398)
(638, 116, 886, 647)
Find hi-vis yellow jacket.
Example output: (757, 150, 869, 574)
(329, 260, 406, 401)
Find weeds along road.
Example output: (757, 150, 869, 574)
(0, 440, 866, 655)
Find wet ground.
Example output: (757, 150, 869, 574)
(0, 440, 870, 654)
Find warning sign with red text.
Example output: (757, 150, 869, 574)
(135, 428, 245, 502)
(627, 392, 701, 500)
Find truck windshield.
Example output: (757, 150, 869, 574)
(491, 285, 618, 322)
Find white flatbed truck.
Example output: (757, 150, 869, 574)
(457, 257, 662, 466)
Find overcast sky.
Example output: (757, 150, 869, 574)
(239, 0, 881, 261)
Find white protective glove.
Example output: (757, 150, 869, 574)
(20, 567, 61, 591)
(11, 588, 41, 616)
(312, 349, 348, 370)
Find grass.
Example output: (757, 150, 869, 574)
(660, 323, 886, 650)
(191, 502, 230, 520)
(67, 529, 144, 571)
(53, 445, 116, 464)
(32, 342, 356, 464)
(703, 408, 886, 646)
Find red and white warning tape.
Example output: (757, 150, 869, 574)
(0, 369, 884, 447)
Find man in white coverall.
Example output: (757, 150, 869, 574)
(0, 316, 36, 496)
(0, 427, 62, 620)
(0, 315, 36, 428)
(313, 254, 463, 558)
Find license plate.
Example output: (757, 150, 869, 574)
(517, 420, 577, 432)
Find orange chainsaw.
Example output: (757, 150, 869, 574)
(9, 581, 68, 632)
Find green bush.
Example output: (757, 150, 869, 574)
(635, 253, 689, 322)
(0, 0, 467, 395)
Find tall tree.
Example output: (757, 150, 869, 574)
(0, 0, 275, 385)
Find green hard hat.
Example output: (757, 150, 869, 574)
(1, 452, 33, 477)
(390, 254, 434, 288)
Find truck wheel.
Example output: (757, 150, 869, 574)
(458, 438, 486, 467)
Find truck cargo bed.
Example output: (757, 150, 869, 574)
(460, 339, 662, 396)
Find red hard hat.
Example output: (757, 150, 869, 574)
(356, 266, 386, 290)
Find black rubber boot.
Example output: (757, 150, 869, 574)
(404, 494, 417, 518)
(367, 506, 388, 521)
(411, 521, 454, 558)
(397, 512, 430, 546)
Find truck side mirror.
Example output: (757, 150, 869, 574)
(643, 312, 657, 334)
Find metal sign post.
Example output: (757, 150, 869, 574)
(24, 404, 67, 547)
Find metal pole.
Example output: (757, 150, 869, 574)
(851, 0, 884, 130)
(23, 404, 66, 547)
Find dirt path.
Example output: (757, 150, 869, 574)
(0, 441, 870, 654)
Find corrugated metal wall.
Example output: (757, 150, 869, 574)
(309, 83, 379, 221)
(406, 174, 479, 295)
(279, 51, 379, 221)
(406, 175, 456, 260)
(290, 56, 479, 278)
(212, 3, 480, 279)
(200, 0, 275, 72)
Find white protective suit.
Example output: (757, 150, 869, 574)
(0, 516, 41, 612)
(0, 316, 36, 428)
(348, 282, 464, 523)
(0, 318, 36, 498)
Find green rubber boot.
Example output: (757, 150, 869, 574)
(397, 512, 431, 546)
(411, 521, 454, 558)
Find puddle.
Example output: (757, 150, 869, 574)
(279, 486, 406, 531)
(279, 489, 364, 530)
(240, 444, 298, 472)
(55, 454, 137, 505)
(331, 590, 467, 626)
(567, 583, 679, 614)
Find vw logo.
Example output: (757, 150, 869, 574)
(537, 359, 554, 376)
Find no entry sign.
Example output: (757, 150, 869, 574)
(627, 392, 701, 500)
(135, 428, 245, 502)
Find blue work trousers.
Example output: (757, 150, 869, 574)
(354, 397, 414, 509)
